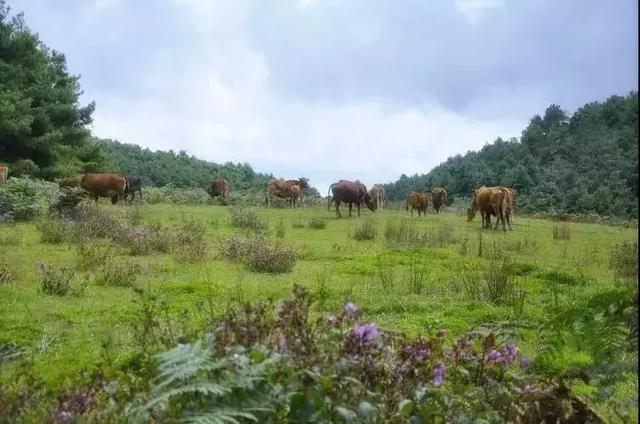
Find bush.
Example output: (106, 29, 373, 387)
(94, 258, 140, 288)
(228, 206, 268, 232)
(609, 240, 638, 281)
(0, 262, 14, 284)
(173, 219, 207, 262)
(49, 187, 87, 219)
(352, 219, 376, 241)
(75, 240, 115, 272)
(68, 205, 128, 243)
(292, 221, 305, 229)
(144, 185, 211, 205)
(36, 262, 74, 296)
(0, 227, 23, 246)
(308, 217, 327, 230)
(124, 223, 174, 256)
(0, 177, 57, 221)
(246, 242, 297, 274)
(220, 236, 253, 261)
(37, 219, 68, 244)
(552, 224, 571, 240)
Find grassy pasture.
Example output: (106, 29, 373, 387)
(0, 202, 637, 420)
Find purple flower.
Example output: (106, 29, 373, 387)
(344, 302, 358, 317)
(432, 362, 446, 386)
(437, 329, 447, 338)
(403, 339, 430, 361)
(487, 349, 502, 363)
(327, 315, 338, 326)
(519, 356, 530, 369)
(353, 323, 381, 343)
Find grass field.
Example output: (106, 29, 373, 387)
(0, 202, 637, 421)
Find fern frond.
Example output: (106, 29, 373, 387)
(182, 408, 262, 424)
(153, 342, 224, 390)
(143, 382, 231, 410)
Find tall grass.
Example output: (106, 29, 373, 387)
(460, 250, 522, 305)
(609, 240, 638, 281)
(352, 219, 376, 241)
(552, 224, 571, 240)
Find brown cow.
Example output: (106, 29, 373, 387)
(266, 178, 305, 207)
(406, 192, 429, 217)
(0, 165, 7, 183)
(467, 186, 511, 231)
(80, 173, 127, 205)
(210, 179, 230, 199)
(329, 179, 375, 218)
(285, 177, 309, 205)
(431, 187, 448, 214)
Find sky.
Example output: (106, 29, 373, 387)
(9, 0, 638, 193)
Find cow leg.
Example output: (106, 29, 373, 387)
(348, 203, 353, 217)
(335, 201, 342, 218)
(357, 203, 361, 217)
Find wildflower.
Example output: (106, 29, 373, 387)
(503, 343, 519, 363)
(519, 356, 530, 369)
(487, 349, 502, 363)
(403, 339, 430, 361)
(432, 362, 446, 386)
(353, 323, 380, 343)
(327, 314, 338, 326)
(437, 329, 447, 337)
(344, 302, 358, 317)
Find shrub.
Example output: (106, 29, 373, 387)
(0, 227, 23, 246)
(552, 223, 571, 240)
(220, 236, 254, 261)
(609, 240, 638, 281)
(124, 223, 174, 256)
(173, 219, 207, 262)
(37, 219, 68, 244)
(0, 262, 14, 284)
(352, 219, 376, 241)
(292, 221, 305, 229)
(36, 262, 74, 296)
(68, 205, 128, 243)
(308, 217, 327, 230)
(75, 240, 115, 272)
(228, 206, 268, 232)
(246, 242, 297, 274)
(0, 177, 57, 221)
(49, 187, 87, 219)
(144, 185, 211, 205)
(94, 258, 140, 288)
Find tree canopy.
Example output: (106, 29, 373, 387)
(384, 92, 638, 218)
(0, 1, 103, 178)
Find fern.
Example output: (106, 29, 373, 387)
(153, 343, 225, 390)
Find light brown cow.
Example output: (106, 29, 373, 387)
(0, 165, 7, 183)
(80, 173, 127, 205)
(266, 178, 305, 207)
(431, 187, 448, 214)
(210, 179, 230, 199)
(467, 186, 511, 231)
(406, 192, 429, 217)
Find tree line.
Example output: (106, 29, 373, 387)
(383, 93, 638, 218)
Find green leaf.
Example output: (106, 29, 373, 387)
(335, 406, 357, 422)
(357, 401, 377, 418)
(398, 399, 414, 416)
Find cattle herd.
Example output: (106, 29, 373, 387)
(0, 166, 516, 231)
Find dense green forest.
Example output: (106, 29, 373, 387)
(384, 93, 639, 218)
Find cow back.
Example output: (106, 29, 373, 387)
(81, 173, 127, 196)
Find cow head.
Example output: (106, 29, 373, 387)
(363, 192, 376, 212)
(298, 177, 309, 189)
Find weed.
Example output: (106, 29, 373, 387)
(275, 219, 286, 238)
(228, 206, 268, 232)
(609, 240, 638, 281)
(375, 258, 395, 291)
(37, 219, 68, 244)
(405, 258, 429, 295)
(0, 261, 14, 284)
(313, 264, 332, 309)
(352, 219, 376, 241)
(125, 223, 173, 256)
(247, 241, 297, 274)
(49, 187, 87, 219)
(0, 228, 23, 246)
(292, 221, 305, 229)
(94, 258, 140, 288)
(75, 240, 114, 272)
(553, 224, 571, 240)
(308, 217, 327, 230)
(36, 262, 74, 296)
(460, 252, 520, 305)
(220, 236, 253, 261)
(425, 222, 455, 247)
(384, 219, 422, 247)
(123, 204, 144, 226)
(173, 218, 207, 262)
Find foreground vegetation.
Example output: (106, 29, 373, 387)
(0, 191, 636, 422)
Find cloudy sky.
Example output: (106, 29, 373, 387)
(10, 0, 638, 193)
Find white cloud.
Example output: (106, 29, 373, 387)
(455, 0, 504, 24)
(90, 0, 525, 194)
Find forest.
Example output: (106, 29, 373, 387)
(384, 93, 639, 218)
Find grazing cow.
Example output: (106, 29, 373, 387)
(369, 184, 387, 211)
(0, 165, 8, 183)
(123, 176, 143, 201)
(285, 178, 309, 205)
(80, 173, 127, 205)
(405, 192, 429, 217)
(210, 179, 230, 199)
(467, 186, 511, 231)
(266, 178, 305, 207)
(329, 179, 375, 218)
(431, 187, 448, 214)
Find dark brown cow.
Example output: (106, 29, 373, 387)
(431, 187, 448, 214)
(210, 179, 230, 199)
(467, 186, 511, 231)
(329, 179, 375, 218)
(0, 165, 7, 183)
(266, 178, 305, 207)
(406, 192, 429, 217)
(80, 173, 127, 205)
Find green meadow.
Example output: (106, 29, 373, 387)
(0, 202, 637, 421)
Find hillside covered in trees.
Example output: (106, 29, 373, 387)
(384, 92, 638, 218)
